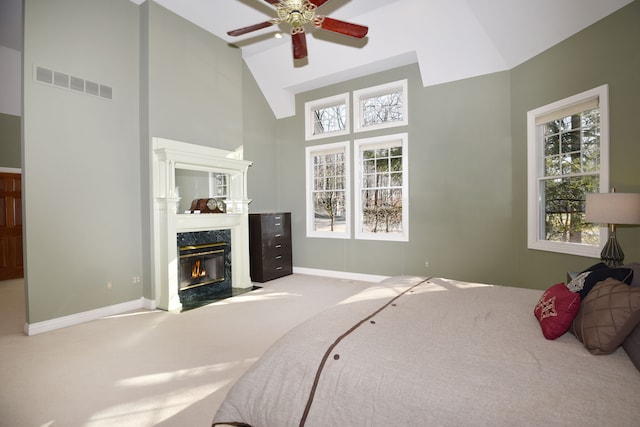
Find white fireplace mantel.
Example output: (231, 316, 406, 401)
(151, 137, 253, 311)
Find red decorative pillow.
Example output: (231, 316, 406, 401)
(534, 283, 581, 340)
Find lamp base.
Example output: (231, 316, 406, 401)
(600, 224, 624, 268)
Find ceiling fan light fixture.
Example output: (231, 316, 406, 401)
(227, 0, 368, 61)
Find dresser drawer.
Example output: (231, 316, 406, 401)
(260, 214, 287, 236)
(262, 232, 290, 251)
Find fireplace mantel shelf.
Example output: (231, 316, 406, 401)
(176, 212, 247, 233)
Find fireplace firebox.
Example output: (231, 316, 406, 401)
(179, 242, 226, 290)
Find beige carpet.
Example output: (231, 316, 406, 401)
(0, 275, 374, 427)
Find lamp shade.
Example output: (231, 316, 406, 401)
(585, 193, 640, 225)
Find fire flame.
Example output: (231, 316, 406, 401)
(191, 260, 206, 278)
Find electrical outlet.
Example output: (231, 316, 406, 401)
(107, 281, 113, 289)
(132, 276, 141, 284)
(424, 261, 429, 268)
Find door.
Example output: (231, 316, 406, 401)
(0, 173, 23, 280)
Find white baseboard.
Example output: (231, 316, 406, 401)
(24, 297, 156, 336)
(292, 266, 390, 283)
(22, 269, 383, 335)
(0, 167, 21, 174)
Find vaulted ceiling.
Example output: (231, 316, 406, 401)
(134, 0, 632, 118)
(3, 0, 633, 119)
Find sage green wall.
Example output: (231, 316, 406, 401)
(278, 1, 640, 290)
(242, 62, 279, 213)
(278, 65, 517, 286)
(23, 0, 142, 322)
(510, 0, 640, 288)
(0, 113, 21, 168)
(144, 1, 244, 152)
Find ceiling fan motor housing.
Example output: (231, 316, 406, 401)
(277, 0, 317, 28)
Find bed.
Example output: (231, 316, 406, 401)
(212, 271, 640, 427)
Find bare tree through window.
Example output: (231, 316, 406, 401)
(361, 91, 403, 127)
(313, 104, 347, 136)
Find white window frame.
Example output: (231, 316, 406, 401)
(305, 141, 351, 239)
(354, 133, 409, 242)
(353, 79, 408, 133)
(527, 84, 609, 257)
(305, 93, 350, 141)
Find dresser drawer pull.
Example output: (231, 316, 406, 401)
(276, 256, 282, 260)
(275, 223, 281, 226)
(275, 216, 281, 220)
(276, 266, 283, 270)
(275, 244, 282, 248)
(275, 234, 281, 238)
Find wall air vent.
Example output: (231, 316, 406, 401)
(85, 80, 99, 96)
(33, 65, 113, 101)
(36, 66, 53, 84)
(53, 71, 69, 88)
(70, 76, 84, 92)
(100, 85, 112, 100)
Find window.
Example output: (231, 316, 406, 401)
(527, 85, 609, 257)
(305, 93, 350, 140)
(306, 142, 351, 238)
(353, 80, 408, 132)
(354, 134, 408, 241)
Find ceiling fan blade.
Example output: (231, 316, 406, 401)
(292, 30, 308, 60)
(227, 20, 275, 37)
(316, 17, 368, 38)
(308, 0, 331, 6)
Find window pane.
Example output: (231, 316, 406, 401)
(391, 172, 402, 186)
(363, 159, 375, 173)
(312, 151, 347, 233)
(544, 135, 560, 156)
(543, 108, 600, 178)
(542, 175, 599, 244)
(360, 189, 403, 233)
(306, 94, 350, 140)
(313, 104, 346, 136)
(545, 155, 560, 176)
(360, 144, 403, 235)
(376, 158, 389, 172)
(313, 191, 346, 232)
(362, 91, 403, 127)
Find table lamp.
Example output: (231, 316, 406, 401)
(585, 190, 640, 267)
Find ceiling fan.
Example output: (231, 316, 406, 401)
(227, 0, 369, 60)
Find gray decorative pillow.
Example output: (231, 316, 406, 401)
(622, 263, 640, 371)
(622, 263, 640, 288)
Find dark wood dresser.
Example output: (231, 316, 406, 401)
(248, 212, 292, 282)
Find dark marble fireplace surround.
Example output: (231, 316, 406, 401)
(177, 229, 232, 310)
